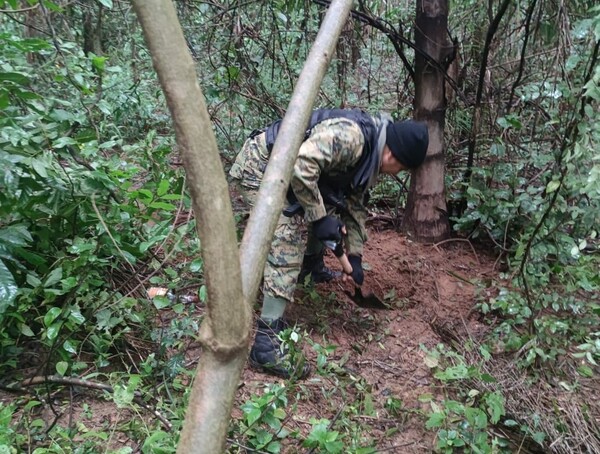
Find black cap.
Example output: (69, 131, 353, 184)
(385, 121, 429, 169)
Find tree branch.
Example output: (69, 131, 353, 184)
(313, 0, 469, 105)
(465, 0, 513, 178)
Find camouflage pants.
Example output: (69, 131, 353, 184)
(229, 133, 308, 303)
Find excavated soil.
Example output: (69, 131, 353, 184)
(236, 226, 499, 453)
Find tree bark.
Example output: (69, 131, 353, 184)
(83, 5, 103, 56)
(132, 1, 248, 452)
(133, 0, 354, 453)
(402, 0, 451, 243)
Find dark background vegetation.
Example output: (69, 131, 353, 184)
(0, 0, 598, 452)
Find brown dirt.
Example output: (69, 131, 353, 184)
(236, 227, 499, 453)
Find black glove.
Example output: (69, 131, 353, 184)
(347, 255, 364, 285)
(312, 215, 344, 243)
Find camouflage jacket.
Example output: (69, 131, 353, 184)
(230, 114, 388, 255)
(290, 117, 370, 255)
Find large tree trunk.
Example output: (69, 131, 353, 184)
(133, 0, 354, 452)
(401, 0, 451, 242)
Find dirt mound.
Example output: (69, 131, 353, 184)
(239, 228, 499, 452)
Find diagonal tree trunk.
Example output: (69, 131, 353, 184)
(402, 0, 451, 243)
(132, 0, 354, 452)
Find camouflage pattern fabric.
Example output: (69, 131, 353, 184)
(290, 117, 369, 256)
(229, 118, 371, 302)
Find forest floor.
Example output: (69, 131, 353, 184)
(233, 222, 499, 453)
(3, 217, 597, 452)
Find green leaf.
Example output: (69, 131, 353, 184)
(20, 324, 35, 337)
(68, 239, 97, 254)
(61, 277, 78, 292)
(42, 0, 63, 12)
(63, 339, 77, 354)
(152, 296, 171, 310)
(0, 224, 33, 247)
(91, 55, 107, 73)
(546, 180, 560, 193)
(434, 364, 470, 381)
(44, 267, 63, 287)
(15, 247, 47, 267)
(55, 361, 68, 376)
(133, 189, 153, 203)
(97, 0, 113, 8)
(480, 373, 497, 383)
(424, 354, 439, 368)
(266, 441, 281, 454)
(148, 201, 176, 211)
(0, 71, 30, 85)
(363, 393, 375, 416)
(52, 137, 78, 148)
(532, 431, 546, 445)
(577, 365, 593, 377)
(68, 308, 86, 325)
(141, 431, 171, 452)
(425, 412, 445, 429)
(0, 90, 9, 109)
(113, 385, 134, 408)
(26, 273, 42, 287)
(44, 307, 62, 327)
(198, 285, 207, 303)
(356, 448, 377, 454)
(157, 179, 170, 197)
(46, 322, 61, 341)
(51, 109, 76, 122)
(31, 158, 48, 178)
(0, 260, 18, 313)
(189, 258, 203, 273)
(484, 392, 505, 424)
(465, 407, 488, 430)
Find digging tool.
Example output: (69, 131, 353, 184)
(324, 241, 388, 309)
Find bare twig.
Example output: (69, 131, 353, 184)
(433, 238, 480, 265)
(12, 375, 173, 431)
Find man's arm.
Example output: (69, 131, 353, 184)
(340, 191, 368, 256)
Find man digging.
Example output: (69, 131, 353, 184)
(230, 108, 429, 378)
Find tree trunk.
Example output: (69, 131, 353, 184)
(133, 0, 354, 452)
(83, 5, 103, 56)
(132, 2, 248, 452)
(401, 0, 451, 243)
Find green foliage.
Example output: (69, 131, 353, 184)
(0, 13, 198, 453)
(237, 384, 289, 453)
(0, 403, 21, 452)
(0, 0, 598, 452)
(451, 9, 600, 372)
(422, 345, 529, 453)
(303, 418, 344, 453)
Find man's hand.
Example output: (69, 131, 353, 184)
(347, 255, 364, 285)
(312, 215, 344, 243)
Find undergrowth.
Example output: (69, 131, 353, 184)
(0, 1, 599, 453)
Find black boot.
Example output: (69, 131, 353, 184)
(298, 253, 341, 284)
(249, 318, 311, 379)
